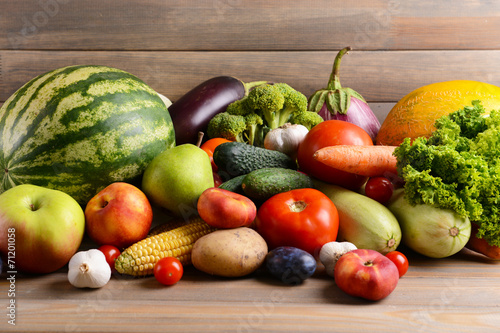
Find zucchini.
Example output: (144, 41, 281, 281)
(242, 168, 313, 201)
(213, 142, 297, 179)
(314, 179, 401, 254)
(387, 189, 471, 258)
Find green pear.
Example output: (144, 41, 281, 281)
(142, 144, 214, 217)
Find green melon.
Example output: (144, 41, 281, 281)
(0, 65, 175, 204)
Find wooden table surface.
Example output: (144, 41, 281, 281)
(2, 241, 500, 333)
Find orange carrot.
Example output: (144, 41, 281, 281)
(313, 145, 398, 177)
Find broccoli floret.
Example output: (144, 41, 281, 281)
(226, 98, 253, 116)
(244, 113, 264, 146)
(289, 110, 324, 130)
(246, 83, 309, 129)
(273, 83, 309, 126)
(207, 112, 247, 142)
(246, 84, 285, 128)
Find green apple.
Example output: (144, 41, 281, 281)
(142, 144, 214, 217)
(0, 184, 85, 274)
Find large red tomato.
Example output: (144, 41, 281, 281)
(297, 120, 373, 190)
(254, 188, 339, 256)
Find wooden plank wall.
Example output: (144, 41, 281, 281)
(1, 0, 500, 121)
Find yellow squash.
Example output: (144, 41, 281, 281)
(376, 80, 500, 146)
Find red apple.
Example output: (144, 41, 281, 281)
(197, 187, 256, 229)
(334, 249, 399, 301)
(85, 182, 153, 248)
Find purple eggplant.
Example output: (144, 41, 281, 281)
(168, 76, 267, 145)
(308, 47, 381, 142)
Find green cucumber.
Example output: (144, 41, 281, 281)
(387, 189, 471, 258)
(314, 179, 401, 254)
(213, 142, 297, 179)
(218, 174, 247, 194)
(242, 168, 313, 201)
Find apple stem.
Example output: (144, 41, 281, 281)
(364, 260, 374, 267)
(196, 132, 205, 148)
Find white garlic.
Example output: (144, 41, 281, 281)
(264, 123, 309, 160)
(319, 241, 357, 277)
(68, 249, 111, 288)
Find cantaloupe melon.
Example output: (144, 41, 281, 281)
(376, 80, 500, 146)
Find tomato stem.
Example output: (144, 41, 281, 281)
(288, 200, 307, 212)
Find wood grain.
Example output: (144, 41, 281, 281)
(3, 248, 500, 333)
(1, 0, 500, 51)
(2, 50, 500, 104)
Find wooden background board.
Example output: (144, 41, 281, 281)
(2, 0, 500, 118)
(2, 1, 500, 332)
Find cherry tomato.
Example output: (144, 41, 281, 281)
(255, 188, 339, 256)
(200, 138, 232, 172)
(297, 120, 373, 190)
(385, 251, 409, 278)
(154, 257, 184, 285)
(98, 245, 121, 271)
(364, 176, 394, 204)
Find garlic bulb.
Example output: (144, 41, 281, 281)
(264, 123, 309, 160)
(68, 249, 111, 288)
(319, 241, 357, 277)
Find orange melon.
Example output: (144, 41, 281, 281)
(376, 80, 500, 146)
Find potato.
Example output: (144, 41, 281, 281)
(191, 227, 268, 277)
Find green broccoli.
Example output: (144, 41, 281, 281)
(244, 113, 264, 146)
(226, 98, 253, 116)
(289, 110, 324, 130)
(394, 100, 500, 247)
(246, 83, 307, 129)
(207, 82, 319, 146)
(207, 112, 247, 142)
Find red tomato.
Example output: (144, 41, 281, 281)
(297, 120, 373, 190)
(385, 251, 409, 278)
(98, 245, 121, 271)
(154, 257, 184, 285)
(364, 176, 394, 204)
(213, 171, 223, 187)
(200, 138, 232, 172)
(255, 188, 339, 256)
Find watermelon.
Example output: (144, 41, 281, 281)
(0, 65, 175, 204)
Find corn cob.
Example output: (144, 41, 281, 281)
(115, 217, 217, 276)
(147, 219, 187, 236)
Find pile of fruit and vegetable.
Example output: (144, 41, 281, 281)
(2, 47, 500, 301)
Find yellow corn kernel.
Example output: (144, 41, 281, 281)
(115, 217, 216, 276)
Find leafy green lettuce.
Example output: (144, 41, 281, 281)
(394, 100, 500, 247)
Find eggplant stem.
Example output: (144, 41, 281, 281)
(243, 80, 270, 95)
(327, 46, 352, 91)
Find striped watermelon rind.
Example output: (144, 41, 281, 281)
(0, 65, 175, 204)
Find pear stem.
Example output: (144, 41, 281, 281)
(196, 132, 204, 148)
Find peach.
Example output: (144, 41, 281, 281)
(197, 187, 256, 229)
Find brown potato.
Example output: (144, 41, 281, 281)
(191, 227, 268, 277)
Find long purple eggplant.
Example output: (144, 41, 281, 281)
(168, 76, 267, 145)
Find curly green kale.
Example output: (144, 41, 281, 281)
(207, 83, 323, 146)
(394, 100, 500, 247)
